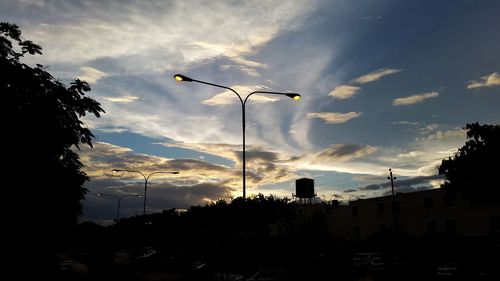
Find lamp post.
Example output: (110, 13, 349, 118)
(174, 74, 301, 200)
(97, 192, 142, 221)
(112, 169, 179, 215)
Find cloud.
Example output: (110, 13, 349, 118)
(311, 144, 378, 163)
(15, 1, 319, 76)
(379, 175, 445, 196)
(82, 180, 235, 222)
(157, 142, 299, 187)
(392, 121, 419, 125)
(420, 123, 439, 134)
(79, 142, 240, 188)
(101, 95, 139, 103)
(201, 85, 279, 106)
(359, 175, 444, 195)
(397, 151, 424, 158)
(381, 185, 432, 196)
(359, 184, 384, 191)
(467, 72, 500, 89)
(307, 112, 362, 124)
(77, 66, 107, 84)
(393, 91, 439, 106)
(327, 68, 401, 100)
(353, 68, 402, 84)
(424, 128, 465, 141)
(328, 85, 361, 99)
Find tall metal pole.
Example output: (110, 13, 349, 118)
(112, 170, 178, 216)
(173, 74, 301, 201)
(387, 168, 398, 230)
(389, 168, 395, 199)
(98, 193, 141, 222)
(117, 197, 121, 222)
(241, 102, 246, 200)
(143, 178, 148, 216)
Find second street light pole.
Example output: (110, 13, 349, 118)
(97, 193, 141, 221)
(113, 169, 179, 216)
(387, 168, 398, 230)
(174, 74, 301, 200)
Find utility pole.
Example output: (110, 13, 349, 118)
(387, 168, 398, 230)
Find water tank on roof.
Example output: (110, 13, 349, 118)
(296, 178, 315, 199)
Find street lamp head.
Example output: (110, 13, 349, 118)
(286, 93, 301, 101)
(174, 74, 193, 82)
(97, 193, 102, 196)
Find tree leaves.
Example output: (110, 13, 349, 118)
(2, 21, 105, 228)
(438, 122, 500, 203)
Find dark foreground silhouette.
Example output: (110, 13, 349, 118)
(55, 195, 500, 281)
(3, 21, 500, 280)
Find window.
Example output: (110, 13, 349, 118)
(392, 201, 400, 212)
(445, 220, 457, 233)
(379, 224, 388, 234)
(352, 206, 359, 216)
(424, 197, 434, 209)
(427, 221, 437, 234)
(442, 194, 454, 207)
(490, 216, 500, 232)
(377, 203, 385, 213)
(353, 225, 361, 236)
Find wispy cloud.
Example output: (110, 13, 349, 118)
(307, 112, 362, 124)
(159, 142, 299, 187)
(392, 121, 419, 125)
(310, 144, 378, 163)
(77, 66, 107, 84)
(393, 91, 439, 106)
(397, 151, 424, 158)
(424, 128, 465, 141)
(327, 68, 401, 100)
(16, 1, 319, 76)
(202, 85, 279, 106)
(101, 95, 139, 103)
(353, 68, 402, 84)
(328, 85, 361, 99)
(467, 72, 500, 89)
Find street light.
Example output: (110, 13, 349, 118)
(174, 74, 301, 200)
(97, 192, 142, 221)
(112, 169, 179, 215)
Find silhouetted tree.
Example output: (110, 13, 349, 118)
(438, 123, 500, 203)
(2, 22, 104, 271)
(2, 22, 104, 230)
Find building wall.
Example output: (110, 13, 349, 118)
(325, 188, 500, 240)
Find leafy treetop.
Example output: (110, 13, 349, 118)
(439, 122, 500, 203)
(2, 22, 105, 230)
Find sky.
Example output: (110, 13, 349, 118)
(2, 0, 499, 223)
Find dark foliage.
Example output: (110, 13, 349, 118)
(2, 22, 104, 230)
(438, 123, 500, 203)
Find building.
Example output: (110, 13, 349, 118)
(325, 188, 500, 240)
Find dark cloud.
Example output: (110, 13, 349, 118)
(359, 174, 443, 192)
(360, 184, 384, 190)
(312, 144, 377, 162)
(166, 158, 229, 172)
(235, 150, 278, 162)
(393, 175, 444, 188)
(82, 180, 235, 222)
(343, 189, 357, 193)
(382, 185, 431, 196)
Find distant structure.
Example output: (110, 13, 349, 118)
(293, 178, 316, 204)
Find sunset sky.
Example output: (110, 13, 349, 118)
(2, 0, 499, 223)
